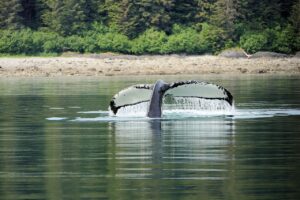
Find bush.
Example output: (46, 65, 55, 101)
(163, 25, 202, 54)
(0, 29, 66, 54)
(65, 35, 86, 53)
(198, 23, 226, 53)
(0, 24, 297, 55)
(131, 28, 167, 54)
(240, 33, 268, 53)
(91, 22, 111, 34)
(82, 35, 99, 53)
(0, 29, 35, 54)
(240, 25, 296, 54)
(271, 25, 295, 53)
(41, 32, 65, 53)
(294, 35, 300, 51)
(97, 33, 131, 53)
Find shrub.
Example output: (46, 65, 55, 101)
(131, 28, 167, 54)
(97, 33, 131, 53)
(270, 25, 295, 53)
(65, 35, 86, 53)
(41, 32, 65, 53)
(198, 23, 226, 53)
(294, 35, 300, 51)
(240, 25, 296, 54)
(82, 35, 99, 53)
(0, 29, 35, 54)
(90, 22, 111, 34)
(163, 25, 201, 54)
(240, 33, 268, 53)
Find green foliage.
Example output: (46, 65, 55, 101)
(240, 33, 268, 53)
(198, 23, 226, 53)
(40, 32, 64, 53)
(97, 33, 131, 53)
(0, 0, 299, 55)
(0, 29, 64, 54)
(0, 0, 23, 29)
(64, 35, 86, 53)
(131, 29, 167, 54)
(268, 26, 295, 53)
(163, 25, 202, 54)
(240, 26, 296, 54)
(42, 0, 90, 36)
(0, 29, 33, 54)
(110, 0, 173, 38)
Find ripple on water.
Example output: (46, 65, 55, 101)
(46, 108, 300, 122)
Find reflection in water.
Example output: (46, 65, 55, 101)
(110, 119, 235, 182)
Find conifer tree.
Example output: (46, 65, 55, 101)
(290, 0, 300, 33)
(170, 0, 198, 25)
(20, 0, 46, 28)
(0, 0, 23, 29)
(210, 0, 240, 38)
(42, 0, 89, 35)
(196, 0, 217, 23)
(109, 0, 173, 38)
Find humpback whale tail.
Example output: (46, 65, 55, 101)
(109, 80, 233, 118)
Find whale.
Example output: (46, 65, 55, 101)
(109, 80, 233, 118)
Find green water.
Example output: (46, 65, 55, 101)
(0, 75, 299, 200)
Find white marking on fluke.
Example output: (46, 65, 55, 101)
(109, 80, 234, 118)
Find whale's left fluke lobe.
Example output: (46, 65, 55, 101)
(109, 84, 153, 115)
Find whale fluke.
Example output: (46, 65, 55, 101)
(109, 80, 233, 118)
(165, 80, 233, 106)
(109, 84, 153, 115)
(147, 80, 170, 118)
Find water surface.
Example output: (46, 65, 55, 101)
(0, 75, 299, 200)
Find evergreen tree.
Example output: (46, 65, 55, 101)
(238, 0, 282, 28)
(42, 0, 90, 35)
(196, 0, 217, 23)
(290, 0, 300, 33)
(84, 0, 107, 24)
(210, 0, 240, 38)
(20, 0, 46, 29)
(109, 0, 173, 38)
(170, 0, 198, 25)
(0, 0, 23, 29)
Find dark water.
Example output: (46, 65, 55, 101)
(0, 75, 299, 200)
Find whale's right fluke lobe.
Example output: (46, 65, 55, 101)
(165, 80, 233, 105)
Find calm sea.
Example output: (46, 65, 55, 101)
(0, 75, 299, 200)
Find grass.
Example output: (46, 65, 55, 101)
(0, 53, 60, 58)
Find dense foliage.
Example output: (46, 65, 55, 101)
(0, 0, 299, 55)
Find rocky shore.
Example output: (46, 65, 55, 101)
(0, 54, 299, 77)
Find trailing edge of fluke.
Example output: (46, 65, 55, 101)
(109, 80, 233, 118)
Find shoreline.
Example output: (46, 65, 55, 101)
(0, 55, 299, 77)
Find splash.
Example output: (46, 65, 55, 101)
(110, 97, 234, 117)
(46, 117, 67, 121)
(163, 97, 234, 112)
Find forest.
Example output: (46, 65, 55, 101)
(0, 0, 299, 55)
